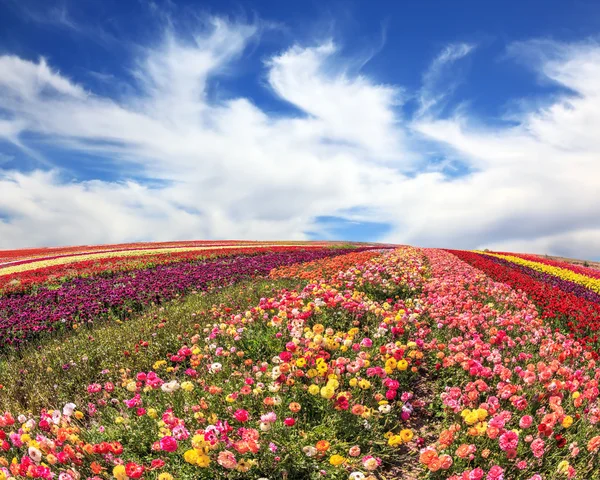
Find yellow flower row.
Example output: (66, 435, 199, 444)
(477, 251, 600, 294)
(0, 243, 306, 277)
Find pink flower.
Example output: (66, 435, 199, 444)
(519, 415, 533, 429)
(498, 431, 518, 451)
(516, 461, 527, 470)
(486, 465, 504, 480)
(469, 468, 485, 480)
(531, 438, 545, 458)
(233, 409, 249, 423)
(217, 450, 237, 469)
(260, 412, 277, 423)
(348, 445, 361, 457)
(159, 436, 178, 452)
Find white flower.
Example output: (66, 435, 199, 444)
(209, 362, 222, 374)
(63, 403, 76, 416)
(28, 446, 42, 463)
(52, 410, 62, 424)
(161, 380, 180, 393)
(378, 404, 392, 414)
(302, 446, 317, 457)
(17, 414, 27, 423)
(349, 473, 366, 480)
(259, 422, 271, 432)
(268, 383, 280, 392)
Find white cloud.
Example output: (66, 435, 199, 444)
(0, 22, 599, 260)
(417, 42, 475, 118)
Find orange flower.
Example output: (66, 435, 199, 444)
(439, 454, 453, 469)
(289, 402, 301, 413)
(438, 429, 454, 447)
(316, 440, 330, 452)
(587, 436, 600, 452)
(456, 444, 470, 459)
(91, 462, 104, 474)
(419, 449, 437, 466)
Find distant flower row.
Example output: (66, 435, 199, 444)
(451, 250, 600, 344)
(0, 248, 363, 349)
(0, 245, 331, 295)
(479, 251, 600, 294)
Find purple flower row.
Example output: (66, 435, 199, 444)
(0, 248, 366, 349)
(482, 254, 600, 304)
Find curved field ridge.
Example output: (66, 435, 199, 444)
(450, 249, 600, 342)
(498, 251, 600, 279)
(478, 251, 600, 294)
(0, 248, 360, 349)
(0, 244, 329, 276)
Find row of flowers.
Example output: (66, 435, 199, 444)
(0, 247, 427, 480)
(0, 242, 279, 266)
(0, 248, 366, 350)
(450, 250, 600, 344)
(493, 252, 600, 280)
(477, 251, 600, 295)
(0, 244, 329, 278)
(0, 246, 333, 295)
(417, 249, 600, 479)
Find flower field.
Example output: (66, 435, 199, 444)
(2, 242, 600, 480)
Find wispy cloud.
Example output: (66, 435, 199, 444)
(417, 42, 476, 118)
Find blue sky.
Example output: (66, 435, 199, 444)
(0, 0, 599, 259)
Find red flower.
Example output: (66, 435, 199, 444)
(125, 462, 145, 479)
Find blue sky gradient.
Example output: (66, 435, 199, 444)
(1, 0, 599, 259)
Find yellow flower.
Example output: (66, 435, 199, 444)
(464, 412, 479, 426)
(296, 358, 307, 368)
(397, 359, 408, 371)
(358, 379, 371, 390)
(126, 381, 137, 392)
(475, 408, 488, 421)
(349, 378, 358, 387)
(307, 369, 318, 378)
(400, 429, 414, 442)
(562, 415, 573, 428)
(158, 474, 174, 480)
(573, 391, 580, 399)
(196, 454, 211, 467)
(181, 381, 194, 392)
(308, 384, 320, 395)
(147, 408, 158, 419)
(326, 378, 339, 390)
(184, 449, 199, 464)
(320, 386, 335, 399)
(329, 454, 345, 466)
(113, 464, 128, 480)
(74, 411, 84, 420)
(557, 460, 569, 475)
(388, 435, 403, 447)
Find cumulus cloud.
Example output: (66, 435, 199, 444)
(0, 19, 599, 259)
